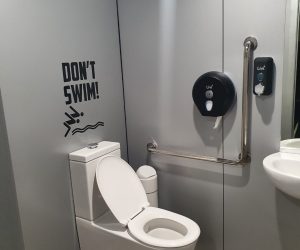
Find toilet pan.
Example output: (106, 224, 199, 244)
(96, 156, 200, 249)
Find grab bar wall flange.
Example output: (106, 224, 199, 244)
(146, 37, 257, 166)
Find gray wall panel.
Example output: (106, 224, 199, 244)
(118, 1, 223, 249)
(120, 1, 300, 250)
(0, 1, 126, 249)
(224, 0, 300, 250)
(1, 1, 297, 250)
(0, 90, 24, 250)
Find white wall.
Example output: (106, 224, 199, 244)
(0, 1, 127, 249)
(119, 0, 300, 250)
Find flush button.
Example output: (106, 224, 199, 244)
(88, 143, 98, 149)
(205, 100, 213, 111)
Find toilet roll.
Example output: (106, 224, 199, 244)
(213, 116, 222, 129)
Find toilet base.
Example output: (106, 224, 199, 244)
(76, 212, 198, 250)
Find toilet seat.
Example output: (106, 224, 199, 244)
(128, 207, 200, 248)
(96, 156, 200, 248)
(96, 156, 149, 226)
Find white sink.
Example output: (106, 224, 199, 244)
(280, 138, 300, 154)
(263, 152, 300, 199)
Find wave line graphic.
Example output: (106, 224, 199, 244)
(72, 121, 104, 135)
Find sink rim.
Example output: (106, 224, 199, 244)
(263, 152, 300, 180)
(280, 138, 300, 154)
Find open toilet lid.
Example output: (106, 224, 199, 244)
(96, 156, 149, 226)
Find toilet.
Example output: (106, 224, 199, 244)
(69, 141, 200, 250)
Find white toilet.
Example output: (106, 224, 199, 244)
(69, 141, 200, 250)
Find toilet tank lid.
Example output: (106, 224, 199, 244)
(69, 141, 120, 163)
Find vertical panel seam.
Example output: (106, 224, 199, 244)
(222, 0, 225, 250)
(116, 0, 130, 162)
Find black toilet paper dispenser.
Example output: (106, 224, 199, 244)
(192, 71, 236, 117)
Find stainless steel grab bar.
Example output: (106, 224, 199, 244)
(147, 37, 257, 166)
(240, 37, 257, 161)
(147, 143, 245, 165)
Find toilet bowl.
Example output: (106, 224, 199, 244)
(128, 207, 200, 248)
(96, 156, 200, 249)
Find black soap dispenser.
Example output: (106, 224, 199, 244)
(253, 57, 274, 96)
(192, 71, 235, 118)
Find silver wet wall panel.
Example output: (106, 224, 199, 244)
(0, 91, 24, 250)
(223, 0, 300, 249)
(118, 1, 224, 249)
(119, 0, 300, 250)
(1, 1, 300, 250)
(0, 1, 127, 249)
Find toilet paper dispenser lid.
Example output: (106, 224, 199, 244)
(192, 71, 235, 117)
(96, 156, 150, 226)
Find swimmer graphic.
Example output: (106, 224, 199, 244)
(63, 106, 84, 137)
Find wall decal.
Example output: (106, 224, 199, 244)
(63, 106, 84, 137)
(62, 61, 104, 137)
(72, 121, 104, 135)
(62, 61, 99, 105)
